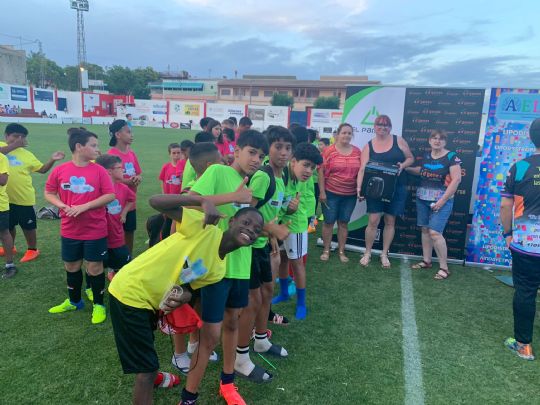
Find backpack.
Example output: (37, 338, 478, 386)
(36, 206, 60, 220)
(249, 164, 289, 209)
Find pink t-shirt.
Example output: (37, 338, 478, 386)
(321, 144, 362, 196)
(107, 182, 136, 248)
(159, 160, 186, 194)
(107, 147, 142, 209)
(45, 161, 115, 240)
(216, 141, 235, 157)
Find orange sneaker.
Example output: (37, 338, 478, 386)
(20, 249, 40, 263)
(0, 246, 17, 256)
(505, 337, 535, 360)
(219, 382, 246, 405)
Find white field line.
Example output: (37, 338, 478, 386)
(400, 262, 425, 405)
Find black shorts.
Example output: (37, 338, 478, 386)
(200, 278, 249, 323)
(109, 294, 159, 374)
(61, 236, 108, 262)
(123, 210, 137, 232)
(0, 210, 9, 231)
(250, 245, 273, 290)
(9, 204, 37, 230)
(105, 245, 131, 270)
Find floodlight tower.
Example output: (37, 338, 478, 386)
(70, 0, 89, 90)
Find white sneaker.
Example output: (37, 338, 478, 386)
(171, 352, 190, 375)
(187, 342, 219, 362)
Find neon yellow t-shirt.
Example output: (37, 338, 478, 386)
(109, 208, 226, 310)
(0, 154, 9, 212)
(182, 160, 196, 187)
(191, 164, 252, 279)
(249, 169, 285, 248)
(303, 175, 316, 218)
(0, 142, 43, 205)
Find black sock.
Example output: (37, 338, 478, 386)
(181, 388, 198, 402)
(66, 270, 83, 303)
(27, 248, 37, 251)
(220, 371, 235, 385)
(236, 345, 250, 355)
(85, 271, 91, 289)
(88, 273, 105, 305)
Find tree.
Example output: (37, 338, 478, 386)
(105, 66, 159, 98)
(61, 65, 82, 91)
(271, 93, 294, 107)
(26, 52, 65, 88)
(313, 96, 340, 109)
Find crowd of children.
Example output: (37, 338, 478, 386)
(2, 117, 324, 405)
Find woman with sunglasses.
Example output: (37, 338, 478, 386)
(356, 115, 414, 268)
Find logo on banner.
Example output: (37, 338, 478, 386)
(169, 122, 179, 129)
(496, 93, 540, 121)
(361, 106, 380, 125)
(183, 104, 200, 116)
(10, 87, 28, 101)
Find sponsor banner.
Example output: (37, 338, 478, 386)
(183, 104, 200, 116)
(206, 103, 244, 123)
(343, 86, 484, 260)
(466, 88, 540, 266)
(10, 86, 28, 101)
(0, 84, 9, 100)
(309, 108, 343, 136)
(248, 107, 265, 121)
(34, 89, 54, 102)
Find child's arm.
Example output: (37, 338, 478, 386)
(63, 193, 115, 217)
(286, 192, 300, 214)
(44, 191, 69, 212)
(120, 201, 135, 223)
(149, 194, 222, 225)
(36, 151, 65, 174)
(188, 177, 252, 206)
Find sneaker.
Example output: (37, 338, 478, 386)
(85, 288, 94, 302)
(49, 298, 84, 314)
(219, 382, 246, 405)
(91, 304, 107, 324)
(0, 246, 17, 256)
(2, 265, 18, 279)
(505, 337, 535, 360)
(20, 249, 40, 263)
(171, 352, 191, 375)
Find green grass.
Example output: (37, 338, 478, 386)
(1, 123, 539, 404)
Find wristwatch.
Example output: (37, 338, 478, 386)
(502, 230, 512, 238)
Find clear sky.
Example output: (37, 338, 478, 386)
(3, 0, 539, 87)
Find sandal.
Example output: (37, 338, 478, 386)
(268, 310, 289, 326)
(380, 254, 391, 269)
(434, 268, 450, 280)
(411, 260, 432, 270)
(359, 253, 371, 267)
(339, 251, 349, 263)
(320, 250, 330, 261)
(235, 364, 273, 383)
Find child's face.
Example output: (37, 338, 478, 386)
(109, 163, 124, 182)
(212, 125, 222, 139)
(169, 147, 182, 162)
(269, 140, 292, 169)
(318, 141, 327, 152)
(229, 211, 263, 247)
(78, 136, 100, 161)
(116, 125, 133, 145)
(291, 158, 316, 182)
(234, 145, 265, 176)
(5, 133, 27, 146)
(182, 147, 191, 158)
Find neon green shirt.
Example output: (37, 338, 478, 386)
(281, 172, 308, 234)
(182, 160, 196, 186)
(303, 175, 316, 218)
(191, 164, 251, 279)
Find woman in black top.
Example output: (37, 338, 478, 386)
(356, 115, 414, 268)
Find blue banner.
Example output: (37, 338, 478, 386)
(10, 86, 28, 101)
(466, 88, 539, 266)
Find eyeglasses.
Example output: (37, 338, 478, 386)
(375, 124, 391, 128)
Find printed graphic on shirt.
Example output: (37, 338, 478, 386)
(7, 155, 23, 166)
(124, 162, 136, 177)
(107, 199, 122, 215)
(166, 175, 181, 185)
(60, 176, 95, 194)
(271, 191, 284, 208)
(180, 257, 209, 283)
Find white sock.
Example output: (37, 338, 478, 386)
(234, 346, 271, 380)
(253, 335, 272, 352)
(187, 341, 198, 355)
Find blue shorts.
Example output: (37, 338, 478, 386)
(321, 190, 357, 224)
(366, 184, 408, 217)
(416, 198, 453, 234)
(200, 278, 250, 323)
(61, 236, 108, 262)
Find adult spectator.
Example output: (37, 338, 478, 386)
(501, 118, 540, 361)
(356, 115, 414, 268)
(318, 123, 361, 262)
(406, 130, 462, 279)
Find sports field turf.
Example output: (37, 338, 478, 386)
(1, 123, 539, 404)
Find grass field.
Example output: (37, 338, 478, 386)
(1, 123, 539, 405)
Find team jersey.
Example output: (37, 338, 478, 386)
(281, 168, 308, 233)
(107, 147, 141, 208)
(191, 164, 252, 279)
(109, 208, 226, 310)
(182, 159, 197, 186)
(0, 153, 9, 212)
(416, 151, 462, 201)
(216, 141, 235, 157)
(45, 161, 115, 240)
(106, 182, 136, 248)
(249, 169, 285, 248)
(159, 160, 186, 194)
(303, 176, 316, 218)
(0, 141, 43, 205)
(502, 154, 540, 257)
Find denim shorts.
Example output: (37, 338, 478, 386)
(416, 198, 453, 234)
(321, 190, 357, 224)
(366, 184, 408, 217)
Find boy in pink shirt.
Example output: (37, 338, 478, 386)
(108, 119, 142, 254)
(159, 143, 186, 195)
(96, 154, 135, 281)
(45, 129, 115, 324)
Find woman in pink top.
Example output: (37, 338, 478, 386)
(318, 123, 361, 263)
(208, 119, 234, 164)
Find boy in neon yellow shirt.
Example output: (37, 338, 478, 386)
(109, 194, 263, 405)
(0, 123, 65, 262)
(0, 152, 15, 278)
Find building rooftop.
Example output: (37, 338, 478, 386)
(217, 77, 380, 88)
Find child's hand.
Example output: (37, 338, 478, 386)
(12, 137, 27, 149)
(51, 151, 65, 161)
(131, 175, 142, 186)
(120, 213, 127, 223)
(201, 199, 223, 227)
(266, 218, 291, 241)
(234, 177, 252, 204)
(160, 285, 192, 314)
(64, 204, 89, 217)
(288, 192, 300, 213)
